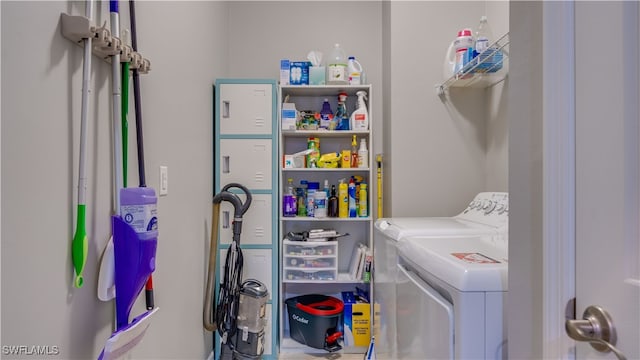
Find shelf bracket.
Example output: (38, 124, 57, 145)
(60, 13, 151, 74)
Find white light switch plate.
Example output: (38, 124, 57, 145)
(159, 166, 168, 196)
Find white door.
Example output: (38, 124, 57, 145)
(572, 2, 640, 359)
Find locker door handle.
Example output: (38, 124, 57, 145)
(223, 156, 230, 173)
(223, 101, 230, 118)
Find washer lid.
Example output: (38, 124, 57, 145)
(375, 217, 498, 242)
(398, 235, 508, 292)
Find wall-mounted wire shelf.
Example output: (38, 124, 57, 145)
(436, 32, 509, 95)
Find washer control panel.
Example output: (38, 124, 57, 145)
(457, 192, 509, 228)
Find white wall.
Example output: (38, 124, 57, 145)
(385, 1, 509, 216)
(508, 1, 544, 358)
(1, 1, 227, 358)
(226, 1, 385, 195)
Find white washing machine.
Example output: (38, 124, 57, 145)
(373, 192, 508, 359)
(397, 235, 508, 359)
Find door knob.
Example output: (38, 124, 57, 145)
(565, 305, 627, 360)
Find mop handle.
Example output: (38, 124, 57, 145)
(72, 0, 95, 289)
(130, 0, 147, 187)
(110, 1, 123, 214)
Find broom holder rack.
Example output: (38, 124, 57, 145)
(60, 13, 151, 74)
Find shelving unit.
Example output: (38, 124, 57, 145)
(278, 85, 374, 356)
(437, 32, 509, 95)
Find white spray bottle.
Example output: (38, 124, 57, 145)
(350, 91, 369, 130)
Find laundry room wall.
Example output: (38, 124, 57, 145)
(1, 1, 227, 358)
(225, 1, 510, 218)
(225, 0, 385, 202)
(384, 1, 509, 217)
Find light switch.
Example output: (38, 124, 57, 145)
(159, 166, 168, 196)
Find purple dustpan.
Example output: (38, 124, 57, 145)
(112, 215, 157, 329)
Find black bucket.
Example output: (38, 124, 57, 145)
(285, 294, 344, 352)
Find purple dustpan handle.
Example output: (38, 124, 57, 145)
(113, 215, 157, 329)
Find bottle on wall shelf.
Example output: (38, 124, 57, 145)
(474, 16, 494, 55)
(348, 177, 357, 218)
(328, 185, 338, 217)
(314, 190, 327, 218)
(338, 178, 348, 218)
(327, 43, 348, 85)
(347, 56, 363, 85)
(350, 91, 369, 130)
(359, 183, 368, 217)
(296, 180, 307, 217)
(335, 92, 350, 131)
(306, 182, 319, 217)
(351, 135, 359, 168)
(472, 15, 502, 74)
(283, 178, 297, 217)
(358, 138, 369, 169)
(454, 28, 474, 74)
(320, 99, 333, 130)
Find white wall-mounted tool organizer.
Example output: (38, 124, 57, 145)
(60, 13, 151, 73)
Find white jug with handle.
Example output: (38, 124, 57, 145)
(443, 40, 457, 80)
(443, 28, 474, 80)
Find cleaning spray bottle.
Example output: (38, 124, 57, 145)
(338, 178, 348, 218)
(335, 92, 350, 130)
(350, 91, 369, 130)
(348, 177, 357, 218)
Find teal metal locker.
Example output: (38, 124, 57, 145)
(213, 79, 278, 359)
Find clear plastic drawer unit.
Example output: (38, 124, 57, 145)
(283, 240, 338, 282)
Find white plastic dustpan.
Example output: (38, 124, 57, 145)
(97, 239, 115, 301)
(98, 307, 158, 360)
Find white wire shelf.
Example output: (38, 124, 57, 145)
(437, 32, 509, 95)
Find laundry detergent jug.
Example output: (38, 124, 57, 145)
(443, 28, 474, 80)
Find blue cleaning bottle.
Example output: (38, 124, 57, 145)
(335, 92, 350, 130)
(320, 99, 333, 130)
(348, 177, 357, 217)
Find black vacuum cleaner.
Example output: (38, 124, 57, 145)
(204, 183, 269, 359)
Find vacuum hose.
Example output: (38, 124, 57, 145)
(204, 184, 251, 333)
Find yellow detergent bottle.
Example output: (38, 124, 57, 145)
(359, 183, 368, 217)
(338, 178, 348, 218)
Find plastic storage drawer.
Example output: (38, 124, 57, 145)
(283, 240, 338, 283)
(283, 240, 338, 257)
(284, 256, 337, 269)
(284, 269, 338, 282)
